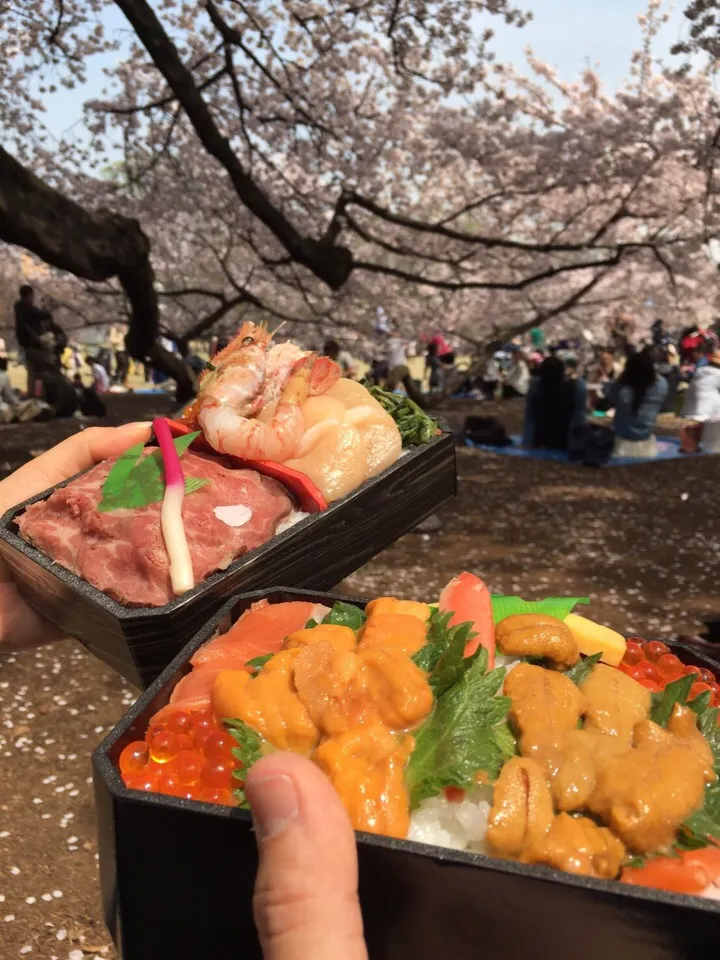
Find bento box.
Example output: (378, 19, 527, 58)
(0, 430, 455, 688)
(93, 588, 720, 960)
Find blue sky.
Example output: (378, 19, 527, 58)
(41, 0, 691, 143)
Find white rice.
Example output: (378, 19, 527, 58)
(408, 783, 494, 853)
(275, 510, 310, 534)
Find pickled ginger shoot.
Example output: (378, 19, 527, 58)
(154, 417, 195, 595)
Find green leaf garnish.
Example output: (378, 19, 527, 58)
(411, 608, 479, 697)
(650, 674, 696, 727)
(321, 602, 366, 631)
(565, 652, 603, 687)
(682, 780, 720, 848)
(245, 654, 273, 673)
(304, 618, 319, 629)
(99, 431, 208, 512)
(224, 717, 264, 807)
(405, 648, 513, 808)
(360, 380, 439, 447)
(491, 595, 589, 624)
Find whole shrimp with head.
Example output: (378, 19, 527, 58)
(195, 322, 341, 462)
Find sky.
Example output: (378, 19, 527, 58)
(40, 0, 692, 144)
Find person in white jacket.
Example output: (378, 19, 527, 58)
(680, 349, 720, 452)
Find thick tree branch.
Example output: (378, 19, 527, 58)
(113, 0, 353, 289)
(0, 145, 195, 401)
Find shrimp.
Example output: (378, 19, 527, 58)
(199, 352, 341, 462)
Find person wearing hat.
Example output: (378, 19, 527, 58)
(680, 346, 720, 453)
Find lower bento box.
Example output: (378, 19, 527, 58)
(0, 429, 454, 688)
(93, 589, 720, 960)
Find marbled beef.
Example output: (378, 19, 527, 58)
(17, 451, 294, 607)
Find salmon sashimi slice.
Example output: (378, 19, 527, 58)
(152, 600, 331, 725)
(151, 666, 225, 724)
(191, 600, 323, 671)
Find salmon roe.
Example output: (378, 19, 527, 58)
(620, 638, 720, 706)
(119, 710, 240, 805)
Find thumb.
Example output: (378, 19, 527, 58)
(246, 752, 368, 960)
(0, 422, 152, 513)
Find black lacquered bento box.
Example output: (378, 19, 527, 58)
(0, 430, 454, 688)
(93, 589, 720, 960)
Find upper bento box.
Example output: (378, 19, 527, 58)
(0, 427, 455, 688)
(93, 588, 720, 960)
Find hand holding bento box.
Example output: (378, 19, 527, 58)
(0, 426, 370, 960)
(0, 422, 152, 649)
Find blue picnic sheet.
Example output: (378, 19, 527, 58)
(464, 434, 709, 466)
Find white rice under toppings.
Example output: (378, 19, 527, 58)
(408, 783, 494, 853)
(275, 510, 310, 534)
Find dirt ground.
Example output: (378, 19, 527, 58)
(0, 394, 719, 959)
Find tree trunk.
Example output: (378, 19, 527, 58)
(0, 145, 194, 400)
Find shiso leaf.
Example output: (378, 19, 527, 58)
(649, 674, 696, 727)
(412, 609, 479, 697)
(405, 648, 512, 808)
(321, 602, 366, 631)
(99, 432, 208, 512)
(490, 595, 589, 624)
(224, 717, 264, 807)
(565, 652, 603, 687)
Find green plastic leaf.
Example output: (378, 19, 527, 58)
(100, 441, 145, 507)
(650, 674, 696, 727)
(322, 602, 366, 631)
(224, 717, 264, 808)
(406, 652, 512, 808)
(98, 432, 206, 512)
(245, 654, 273, 673)
(565, 652, 602, 687)
(491, 595, 589, 624)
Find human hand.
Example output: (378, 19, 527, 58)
(246, 752, 368, 960)
(0, 422, 152, 651)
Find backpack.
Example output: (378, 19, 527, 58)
(568, 423, 614, 467)
(463, 415, 512, 447)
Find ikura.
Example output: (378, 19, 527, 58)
(120, 709, 241, 807)
(620, 637, 719, 699)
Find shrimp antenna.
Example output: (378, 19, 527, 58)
(271, 321, 287, 338)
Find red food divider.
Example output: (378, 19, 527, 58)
(163, 418, 327, 514)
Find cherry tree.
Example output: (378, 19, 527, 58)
(0, 0, 718, 391)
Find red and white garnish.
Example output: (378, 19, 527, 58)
(153, 417, 195, 595)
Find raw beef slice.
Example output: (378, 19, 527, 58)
(17, 451, 294, 607)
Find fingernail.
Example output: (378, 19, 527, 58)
(127, 421, 153, 428)
(246, 774, 299, 840)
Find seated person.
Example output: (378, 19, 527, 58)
(522, 356, 587, 451)
(605, 348, 668, 458)
(503, 346, 530, 399)
(680, 348, 720, 453)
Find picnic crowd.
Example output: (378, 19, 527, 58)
(2, 286, 719, 462)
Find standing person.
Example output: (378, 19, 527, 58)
(87, 355, 110, 396)
(605, 348, 668, 458)
(425, 341, 442, 390)
(680, 348, 720, 453)
(503, 346, 530, 399)
(522, 355, 587, 451)
(13, 284, 67, 394)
